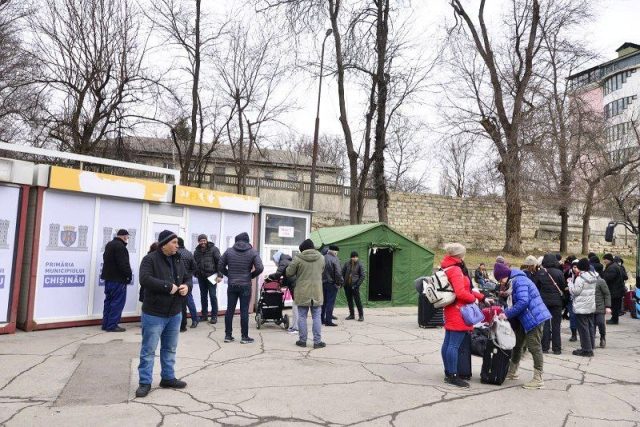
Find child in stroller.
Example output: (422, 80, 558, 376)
(255, 278, 290, 330)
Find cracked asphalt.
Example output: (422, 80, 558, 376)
(0, 307, 639, 426)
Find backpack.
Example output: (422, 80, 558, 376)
(422, 267, 456, 308)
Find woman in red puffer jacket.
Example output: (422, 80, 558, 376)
(440, 243, 487, 388)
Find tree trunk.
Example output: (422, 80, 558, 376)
(559, 206, 568, 253)
(581, 181, 597, 255)
(373, 0, 390, 223)
(183, 0, 201, 186)
(329, 0, 358, 224)
(502, 161, 523, 254)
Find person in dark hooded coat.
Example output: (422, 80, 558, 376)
(534, 254, 567, 354)
(590, 256, 604, 276)
(219, 232, 264, 344)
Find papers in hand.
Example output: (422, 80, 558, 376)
(208, 273, 218, 283)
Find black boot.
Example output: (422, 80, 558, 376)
(445, 374, 469, 388)
(569, 328, 577, 342)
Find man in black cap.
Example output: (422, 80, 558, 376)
(321, 245, 343, 326)
(101, 229, 132, 332)
(219, 232, 264, 344)
(136, 230, 191, 398)
(342, 251, 365, 321)
(193, 234, 222, 324)
(602, 253, 625, 325)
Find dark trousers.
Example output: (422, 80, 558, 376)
(344, 285, 363, 317)
(576, 313, 595, 352)
(198, 276, 218, 320)
(181, 292, 198, 330)
(610, 296, 622, 323)
(593, 313, 606, 339)
(321, 283, 338, 324)
(102, 281, 127, 330)
(542, 306, 562, 352)
(224, 285, 251, 338)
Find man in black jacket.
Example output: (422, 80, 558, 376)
(342, 251, 365, 321)
(219, 232, 264, 344)
(177, 238, 198, 332)
(534, 254, 567, 354)
(194, 234, 222, 324)
(101, 229, 132, 332)
(321, 245, 343, 326)
(136, 230, 191, 398)
(602, 253, 625, 325)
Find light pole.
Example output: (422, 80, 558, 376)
(308, 28, 333, 211)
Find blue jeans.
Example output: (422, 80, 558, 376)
(441, 330, 467, 375)
(298, 305, 322, 344)
(198, 276, 218, 319)
(102, 281, 127, 330)
(225, 285, 251, 338)
(181, 292, 199, 329)
(138, 312, 181, 385)
(321, 283, 338, 324)
(568, 299, 577, 329)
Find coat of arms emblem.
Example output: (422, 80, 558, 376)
(61, 226, 77, 247)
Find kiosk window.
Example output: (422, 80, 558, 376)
(265, 214, 306, 246)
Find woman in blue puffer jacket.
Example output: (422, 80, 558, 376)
(494, 261, 552, 390)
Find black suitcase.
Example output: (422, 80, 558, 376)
(458, 332, 472, 379)
(418, 293, 444, 328)
(471, 328, 489, 357)
(480, 340, 512, 385)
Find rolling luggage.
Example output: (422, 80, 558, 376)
(624, 290, 634, 311)
(480, 340, 512, 385)
(418, 293, 444, 328)
(458, 332, 472, 379)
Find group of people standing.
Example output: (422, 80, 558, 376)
(442, 245, 629, 390)
(101, 227, 366, 398)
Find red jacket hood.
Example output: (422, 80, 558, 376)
(441, 255, 463, 269)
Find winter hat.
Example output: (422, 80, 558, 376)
(444, 243, 466, 260)
(273, 250, 283, 264)
(537, 256, 543, 266)
(555, 254, 562, 262)
(329, 245, 340, 251)
(524, 255, 537, 266)
(588, 252, 596, 259)
(299, 239, 315, 252)
(577, 257, 591, 272)
(603, 253, 614, 262)
(235, 232, 250, 243)
(177, 237, 185, 248)
(116, 229, 129, 236)
(493, 262, 511, 282)
(589, 255, 600, 264)
(197, 234, 208, 242)
(350, 251, 359, 258)
(158, 230, 177, 247)
(496, 255, 506, 264)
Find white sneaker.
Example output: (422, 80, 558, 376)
(287, 328, 298, 334)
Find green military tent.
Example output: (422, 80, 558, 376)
(311, 222, 434, 307)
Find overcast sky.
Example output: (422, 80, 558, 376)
(197, 1, 640, 190)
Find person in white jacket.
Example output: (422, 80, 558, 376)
(569, 258, 597, 357)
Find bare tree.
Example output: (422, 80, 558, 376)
(447, 0, 543, 254)
(29, 0, 147, 155)
(578, 116, 640, 254)
(0, 0, 41, 144)
(144, 0, 227, 185)
(385, 115, 427, 193)
(438, 134, 477, 197)
(215, 22, 292, 195)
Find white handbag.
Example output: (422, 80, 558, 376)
(490, 316, 516, 350)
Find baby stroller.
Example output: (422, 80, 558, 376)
(255, 278, 290, 330)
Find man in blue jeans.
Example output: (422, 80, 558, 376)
(101, 229, 132, 332)
(219, 232, 263, 344)
(136, 230, 192, 398)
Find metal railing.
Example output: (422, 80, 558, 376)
(213, 174, 376, 198)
